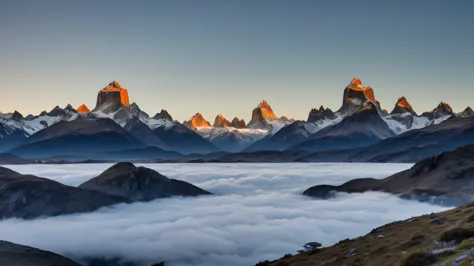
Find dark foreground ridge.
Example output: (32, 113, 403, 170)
(0, 241, 81, 266)
(304, 144, 474, 206)
(258, 202, 474, 266)
(0, 163, 211, 219)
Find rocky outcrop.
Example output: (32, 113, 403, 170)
(213, 114, 231, 128)
(459, 107, 474, 117)
(422, 102, 454, 119)
(79, 162, 212, 201)
(93, 81, 130, 113)
(390, 96, 416, 115)
(9, 111, 24, 121)
(230, 117, 247, 128)
(305, 144, 474, 206)
(338, 77, 379, 114)
(0, 241, 81, 266)
(153, 109, 173, 121)
(248, 100, 278, 128)
(184, 113, 211, 129)
(130, 102, 149, 119)
(77, 104, 91, 113)
(47, 105, 76, 118)
(307, 105, 336, 122)
(0, 166, 130, 219)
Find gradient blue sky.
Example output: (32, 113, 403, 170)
(1, 0, 473, 121)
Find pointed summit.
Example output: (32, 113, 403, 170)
(248, 100, 278, 128)
(213, 114, 231, 128)
(184, 113, 211, 129)
(230, 117, 247, 128)
(64, 104, 77, 113)
(338, 77, 378, 114)
(11, 111, 23, 121)
(350, 77, 362, 86)
(460, 107, 474, 117)
(422, 102, 454, 119)
(390, 96, 416, 115)
(77, 104, 91, 113)
(93, 81, 131, 113)
(153, 109, 173, 121)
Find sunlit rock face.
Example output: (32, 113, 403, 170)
(307, 105, 336, 122)
(77, 104, 91, 113)
(390, 96, 416, 115)
(93, 81, 130, 113)
(230, 117, 247, 129)
(153, 109, 173, 121)
(184, 113, 211, 129)
(338, 77, 380, 114)
(213, 114, 231, 128)
(248, 100, 277, 127)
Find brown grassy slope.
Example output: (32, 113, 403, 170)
(260, 203, 474, 266)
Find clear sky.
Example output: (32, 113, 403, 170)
(1, 0, 473, 122)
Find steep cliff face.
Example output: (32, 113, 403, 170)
(77, 104, 91, 113)
(230, 117, 247, 128)
(390, 96, 416, 115)
(93, 81, 130, 113)
(338, 77, 379, 114)
(213, 114, 231, 128)
(153, 109, 173, 121)
(184, 113, 212, 129)
(248, 100, 278, 127)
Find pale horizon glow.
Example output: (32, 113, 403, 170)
(1, 1, 473, 122)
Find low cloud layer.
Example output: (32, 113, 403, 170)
(2, 163, 448, 266)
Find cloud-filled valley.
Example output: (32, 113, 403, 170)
(1, 163, 449, 266)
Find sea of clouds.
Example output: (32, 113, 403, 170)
(1, 163, 449, 266)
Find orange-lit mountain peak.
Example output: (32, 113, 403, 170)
(396, 97, 412, 109)
(185, 113, 211, 129)
(95, 81, 130, 110)
(256, 100, 277, 120)
(77, 104, 91, 113)
(213, 114, 231, 128)
(344, 77, 377, 104)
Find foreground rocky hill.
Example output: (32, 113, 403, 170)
(0, 163, 211, 219)
(0, 241, 81, 266)
(258, 202, 474, 266)
(304, 144, 474, 206)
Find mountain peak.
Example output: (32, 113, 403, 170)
(460, 107, 474, 117)
(338, 77, 378, 114)
(65, 104, 76, 112)
(248, 100, 278, 128)
(153, 109, 173, 121)
(93, 81, 131, 113)
(390, 96, 416, 115)
(184, 113, 211, 129)
(213, 114, 231, 128)
(108, 80, 121, 88)
(77, 104, 91, 113)
(435, 102, 453, 114)
(350, 77, 362, 86)
(230, 117, 247, 128)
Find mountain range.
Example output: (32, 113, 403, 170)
(1, 78, 473, 162)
